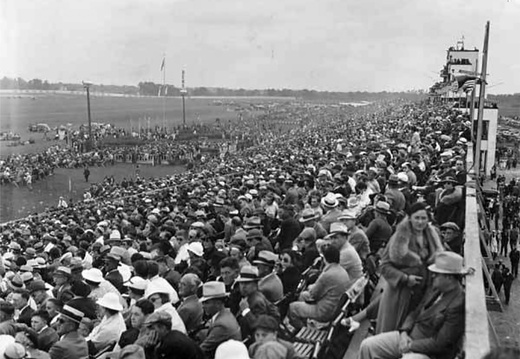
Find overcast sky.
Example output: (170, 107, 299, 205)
(1, 0, 519, 93)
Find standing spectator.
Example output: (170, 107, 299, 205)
(500, 229, 510, 256)
(490, 263, 504, 296)
(12, 289, 34, 326)
(83, 167, 90, 182)
(509, 246, 519, 278)
(275, 205, 301, 251)
(503, 267, 514, 305)
(376, 202, 444, 334)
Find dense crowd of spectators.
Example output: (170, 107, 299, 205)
(0, 98, 496, 359)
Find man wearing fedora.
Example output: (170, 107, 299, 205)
(364, 201, 393, 255)
(199, 281, 241, 358)
(49, 304, 88, 359)
(339, 210, 370, 261)
(320, 193, 342, 233)
(299, 208, 327, 240)
(358, 251, 467, 359)
(385, 175, 406, 213)
(326, 222, 364, 286)
(236, 265, 280, 340)
(275, 205, 301, 252)
(254, 250, 284, 303)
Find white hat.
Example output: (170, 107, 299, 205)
(109, 230, 121, 240)
(97, 292, 123, 311)
(215, 340, 249, 359)
(125, 276, 148, 291)
(187, 242, 204, 257)
(82, 268, 103, 283)
(397, 172, 409, 183)
(321, 192, 339, 208)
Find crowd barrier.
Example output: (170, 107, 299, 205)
(463, 144, 491, 358)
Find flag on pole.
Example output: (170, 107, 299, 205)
(160, 57, 165, 71)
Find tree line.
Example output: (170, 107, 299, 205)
(0, 76, 428, 101)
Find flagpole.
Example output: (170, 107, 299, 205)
(469, 57, 478, 142)
(163, 54, 166, 131)
(475, 21, 490, 179)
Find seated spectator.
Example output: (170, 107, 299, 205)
(254, 250, 284, 303)
(326, 222, 363, 286)
(215, 339, 249, 359)
(248, 315, 295, 359)
(49, 304, 89, 359)
(0, 302, 16, 336)
(440, 222, 462, 254)
(217, 257, 242, 315)
(118, 299, 154, 349)
(177, 273, 203, 334)
(288, 245, 350, 330)
(87, 292, 126, 353)
(364, 201, 393, 255)
(30, 310, 59, 351)
(359, 252, 467, 359)
(15, 328, 51, 359)
(199, 281, 242, 358)
(294, 228, 320, 270)
(146, 281, 186, 334)
(12, 289, 34, 326)
(277, 250, 302, 296)
(236, 266, 280, 340)
(137, 311, 203, 359)
(339, 210, 371, 260)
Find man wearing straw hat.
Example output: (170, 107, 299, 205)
(199, 281, 241, 358)
(49, 303, 88, 359)
(359, 251, 468, 359)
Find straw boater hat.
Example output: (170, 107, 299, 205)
(428, 252, 469, 275)
(442, 176, 458, 185)
(199, 281, 229, 302)
(97, 292, 124, 312)
(58, 304, 85, 323)
(235, 266, 260, 282)
(321, 193, 339, 208)
(299, 209, 318, 223)
(253, 251, 278, 267)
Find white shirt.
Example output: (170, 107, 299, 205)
(87, 313, 127, 350)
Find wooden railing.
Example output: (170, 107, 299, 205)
(464, 143, 491, 358)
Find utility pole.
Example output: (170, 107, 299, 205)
(180, 68, 187, 126)
(83, 81, 93, 151)
(475, 21, 490, 179)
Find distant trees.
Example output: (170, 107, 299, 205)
(0, 76, 434, 102)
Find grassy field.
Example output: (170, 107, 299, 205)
(0, 163, 185, 223)
(0, 93, 283, 156)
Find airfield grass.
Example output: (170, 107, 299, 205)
(0, 163, 185, 223)
(0, 94, 281, 156)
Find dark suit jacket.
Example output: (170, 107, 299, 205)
(105, 269, 124, 293)
(177, 295, 203, 334)
(200, 308, 241, 358)
(49, 331, 89, 359)
(17, 305, 35, 326)
(38, 326, 60, 351)
(401, 285, 465, 359)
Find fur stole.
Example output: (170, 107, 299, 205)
(387, 217, 444, 268)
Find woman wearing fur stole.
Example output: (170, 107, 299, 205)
(376, 202, 444, 334)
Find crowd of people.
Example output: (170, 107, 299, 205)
(0, 98, 505, 359)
